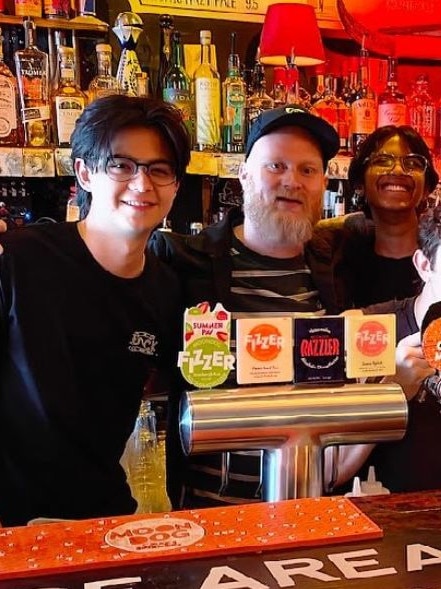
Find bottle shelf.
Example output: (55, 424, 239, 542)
(0, 14, 108, 33)
(0, 148, 353, 180)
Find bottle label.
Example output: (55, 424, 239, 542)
(409, 105, 436, 150)
(225, 84, 246, 144)
(15, 0, 42, 16)
(351, 98, 377, 134)
(195, 77, 220, 148)
(55, 96, 85, 144)
(22, 105, 50, 122)
(163, 88, 192, 122)
(377, 103, 407, 127)
(0, 77, 18, 136)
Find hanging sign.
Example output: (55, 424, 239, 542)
(128, 0, 330, 25)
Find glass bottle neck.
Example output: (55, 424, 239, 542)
(201, 42, 211, 65)
(171, 42, 184, 68)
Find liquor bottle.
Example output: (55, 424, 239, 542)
(377, 57, 407, 128)
(271, 66, 287, 108)
(52, 46, 86, 147)
(156, 14, 174, 99)
(163, 31, 194, 145)
(194, 30, 221, 152)
(311, 64, 326, 105)
(0, 27, 21, 146)
(334, 181, 345, 217)
(88, 43, 121, 102)
(246, 62, 273, 133)
(312, 72, 350, 154)
(14, 18, 51, 147)
(351, 47, 376, 154)
(222, 32, 246, 153)
(408, 74, 436, 152)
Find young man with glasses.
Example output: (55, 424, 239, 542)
(315, 125, 439, 308)
(0, 95, 191, 526)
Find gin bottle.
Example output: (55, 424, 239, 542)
(88, 43, 121, 102)
(0, 27, 21, 146)
(52, 46, 86, 147)
(222, 32, 246, 153)
(14, 18, 51, 147)
(194, 30, 221, 152)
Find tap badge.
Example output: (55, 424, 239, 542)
(178, 302, 235, 388)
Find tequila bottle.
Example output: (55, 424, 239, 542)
(112, 12, 143, 97)
(222, 32, 246, 153)
(52, 46, 86, 147)
(163, 31, 194, 145)
(88, 43, 121, 102)
(351, 47, 376, 154)
(0, 27, 21, 146)
(377, 57, 407, 128)
(194, 30, 221, 152)
(14, 18, 51, 147)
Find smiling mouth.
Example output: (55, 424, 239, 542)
(377, 177, 414, 192)
(123, 200, 156, 207)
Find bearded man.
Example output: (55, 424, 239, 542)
(149, 105, 344, 509)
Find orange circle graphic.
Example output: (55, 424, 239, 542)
(246, 323, 283, 362)
(422, 318, 441, 370)
(355, 320, 388, 357)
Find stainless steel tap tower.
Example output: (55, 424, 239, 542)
(179, 383, 407, 500)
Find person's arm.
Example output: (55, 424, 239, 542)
(0, 219, 6, 253)
(325, 331, 435, 489)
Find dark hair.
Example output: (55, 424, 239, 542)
(347, 125, 439, 209)
(70, 95, 191, 218)
(418, 205, 441, 269)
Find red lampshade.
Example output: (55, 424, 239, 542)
(260, 3, 325, 67)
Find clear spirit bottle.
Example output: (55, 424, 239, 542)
(271, 66, 287, 108)
(377, 57, 407, 128)
(14, 18, 51, 147)
(52, 46, 87, 147)
(351, 47, 377, 154)
(194, 30, 221, 152)
(222, 32, 246, 153)
(163, 31, 194, 146)
(0, 27, 21, 146)
(88, 43, 121, 102)
(408, 74, 436, 152)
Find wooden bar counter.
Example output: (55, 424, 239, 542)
(1, 491, 441, 588)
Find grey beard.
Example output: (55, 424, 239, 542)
(243, 201, 313, 251)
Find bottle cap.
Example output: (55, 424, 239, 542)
(96, 43, 111, 53)
(200, 30, 212, 43)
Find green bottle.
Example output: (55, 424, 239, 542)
(163, 30, 194, 146)
(222, 32, 246, 153)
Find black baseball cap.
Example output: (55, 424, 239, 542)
(246, 104, 340, 165)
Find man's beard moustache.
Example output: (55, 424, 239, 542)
(244, 197, 314, 249)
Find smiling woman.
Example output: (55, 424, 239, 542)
(315, 124, 439, 309)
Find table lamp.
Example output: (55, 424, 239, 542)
(260, 3, 325, 102)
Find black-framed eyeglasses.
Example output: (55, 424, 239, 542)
(105, 156, 177, 186)
(364, 153, 428, 174)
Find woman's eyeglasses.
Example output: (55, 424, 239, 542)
(364, 153, 428, 174)
(105, 156, 177, 186)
